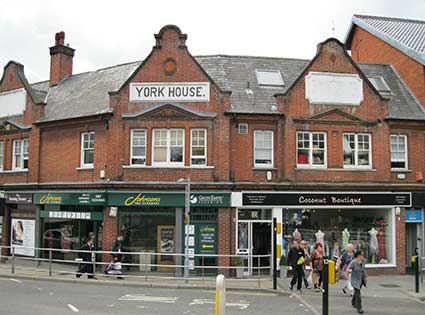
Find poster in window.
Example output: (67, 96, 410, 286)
(11, 218, 35, 256)
(238, 222, 249, 251)
(157, 225, 175, 271)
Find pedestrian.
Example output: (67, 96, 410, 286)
(311, 242, 324, 291)
(336, 243, 355, 295)
(300, 240, 312, 289)
(111, 233, 124, 262)
(76, 237, 95, 279)
(88, 232, 95, 243)
(287, 239, 305, 292)
(348, 250, 368, 314)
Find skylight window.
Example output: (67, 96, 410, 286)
(255, 69, 284, 87)
(368, 77, 391, 93)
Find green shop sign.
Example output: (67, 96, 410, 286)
(109, 191, 230, 207)
(34, 192, 107, 205)
(195, 223, 217, 254)
(40, 210, 103, 221)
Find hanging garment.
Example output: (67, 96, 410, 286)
(315, 231, 325, 247)
(342, 229, 350, 249)
(377, 229, 386, 262)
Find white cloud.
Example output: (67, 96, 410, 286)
(0, 0, 423, 82)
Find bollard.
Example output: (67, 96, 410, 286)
(11, 246, 15, 275)
(412, 253, 419, 293)
(273, 217, 277, 290)
(215, 274, 226, 315)
(48, 249, 52, 277)
(322, 258, 329, 315)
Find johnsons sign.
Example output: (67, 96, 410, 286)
(130, 82, 210, 102)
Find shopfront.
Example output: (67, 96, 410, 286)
(4, 193, 36, 257)
(33, 191, 106, 259)
(109, 191, 229, 273)
(234, 191, 411, 271)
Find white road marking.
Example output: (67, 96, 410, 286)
(9, 278, 22, 283)
(67, 304, 79, 312)
(189, 299, 249, 310)
(49, 292, 54, 296)
(119, 294, 178, 304)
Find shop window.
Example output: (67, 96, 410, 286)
(191, 208, 217, 221)
(254, 130, 273, 168)
(390, 135, 407, 169)
(296, 132, 326, 167)
(131, 129, 146, 165)
(153, 129, 184, 166)
(81, 132, 95, 168)
(190, 129, 207, 166)
(343, 133, 371, 168)
(12, 138, 29, 170)
(283, 208, 394, 265)
(0, 141, 3, 171)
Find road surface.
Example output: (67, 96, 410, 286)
(0, 278, 309, 314)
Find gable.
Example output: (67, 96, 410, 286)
(122, 103, 216, 120)
(113, 25, 223, 100)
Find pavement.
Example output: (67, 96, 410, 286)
(278, 274, 425, 315)
(0, 277, 310, 315)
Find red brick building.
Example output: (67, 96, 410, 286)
(1, 24, 424, 275)
(345, 15, 425, 107)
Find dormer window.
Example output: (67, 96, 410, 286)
(255, 70, 284, 87)
(368, 76, 391, 93)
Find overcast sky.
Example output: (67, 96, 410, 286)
(0, 0, 424, 82)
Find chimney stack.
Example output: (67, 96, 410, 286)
(49, 31, 75, 86)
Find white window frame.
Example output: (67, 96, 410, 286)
(0, 141, 4, 171)
(190, 129, 207, 166)
(12, 138, 29, 170)
(296, 131, 327, 168)
(152, 129, 185, 167)
(390, 134, 408, 170)
(80, 132, 95, 168)
(253, 130, 274, 168)
(130, 129, 147, 166)
(343, 133, 372, 169)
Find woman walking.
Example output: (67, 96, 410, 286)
(310, 243, 324, 291)
(348, 250, 368, 314)
(337, 243, 355, 295)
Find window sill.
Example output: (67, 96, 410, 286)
(122, 165, 215, 169)
(391, 169, 411, 173)
(294, 167, 377, 172)
(295, 165, 327, 170)
(76, 166, 94, 171)
(0, 169, 29, 174)
(252, 167, 277, 171)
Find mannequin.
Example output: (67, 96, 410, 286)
(377, 228, 386, 262)
(293, 228, 301, 241)
(368, 227, 379, 264)
(315, 230, 325, 247)
(342, 228, 350, 250)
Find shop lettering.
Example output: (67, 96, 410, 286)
(299, 196, 327, 204)
(124, 193, 161, 206)
(134, 86, 204, 98)
(130, 82, 210, 102)
(330, 196, 362, 205)
(191, 194, 224, 205)
(200, 226, 215, 233)
(39, 193, 63, 204)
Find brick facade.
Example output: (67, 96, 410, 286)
(349, 27, 425, 107)
(0, 25, 424, 275)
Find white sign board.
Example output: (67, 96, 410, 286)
(305, 72, 363, 106)
(11, 219, 35, 256)
(130, 82, 210, 102)
(0, 88, 27, 118)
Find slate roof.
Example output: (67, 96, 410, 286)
(29, 55, 425, 122)
(345, 14, 425, 65)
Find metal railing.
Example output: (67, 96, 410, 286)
(0, 246, 272, 287)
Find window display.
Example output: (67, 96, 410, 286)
(283, 208, 393, 265)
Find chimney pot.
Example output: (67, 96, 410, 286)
(55, 31, 65, 46)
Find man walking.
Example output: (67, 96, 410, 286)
(348, 250, 368, 314)
(288, 240, 305, 292)
(76, 237, 95, 279)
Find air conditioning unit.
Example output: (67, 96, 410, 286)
(238, 123, 248, 134)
